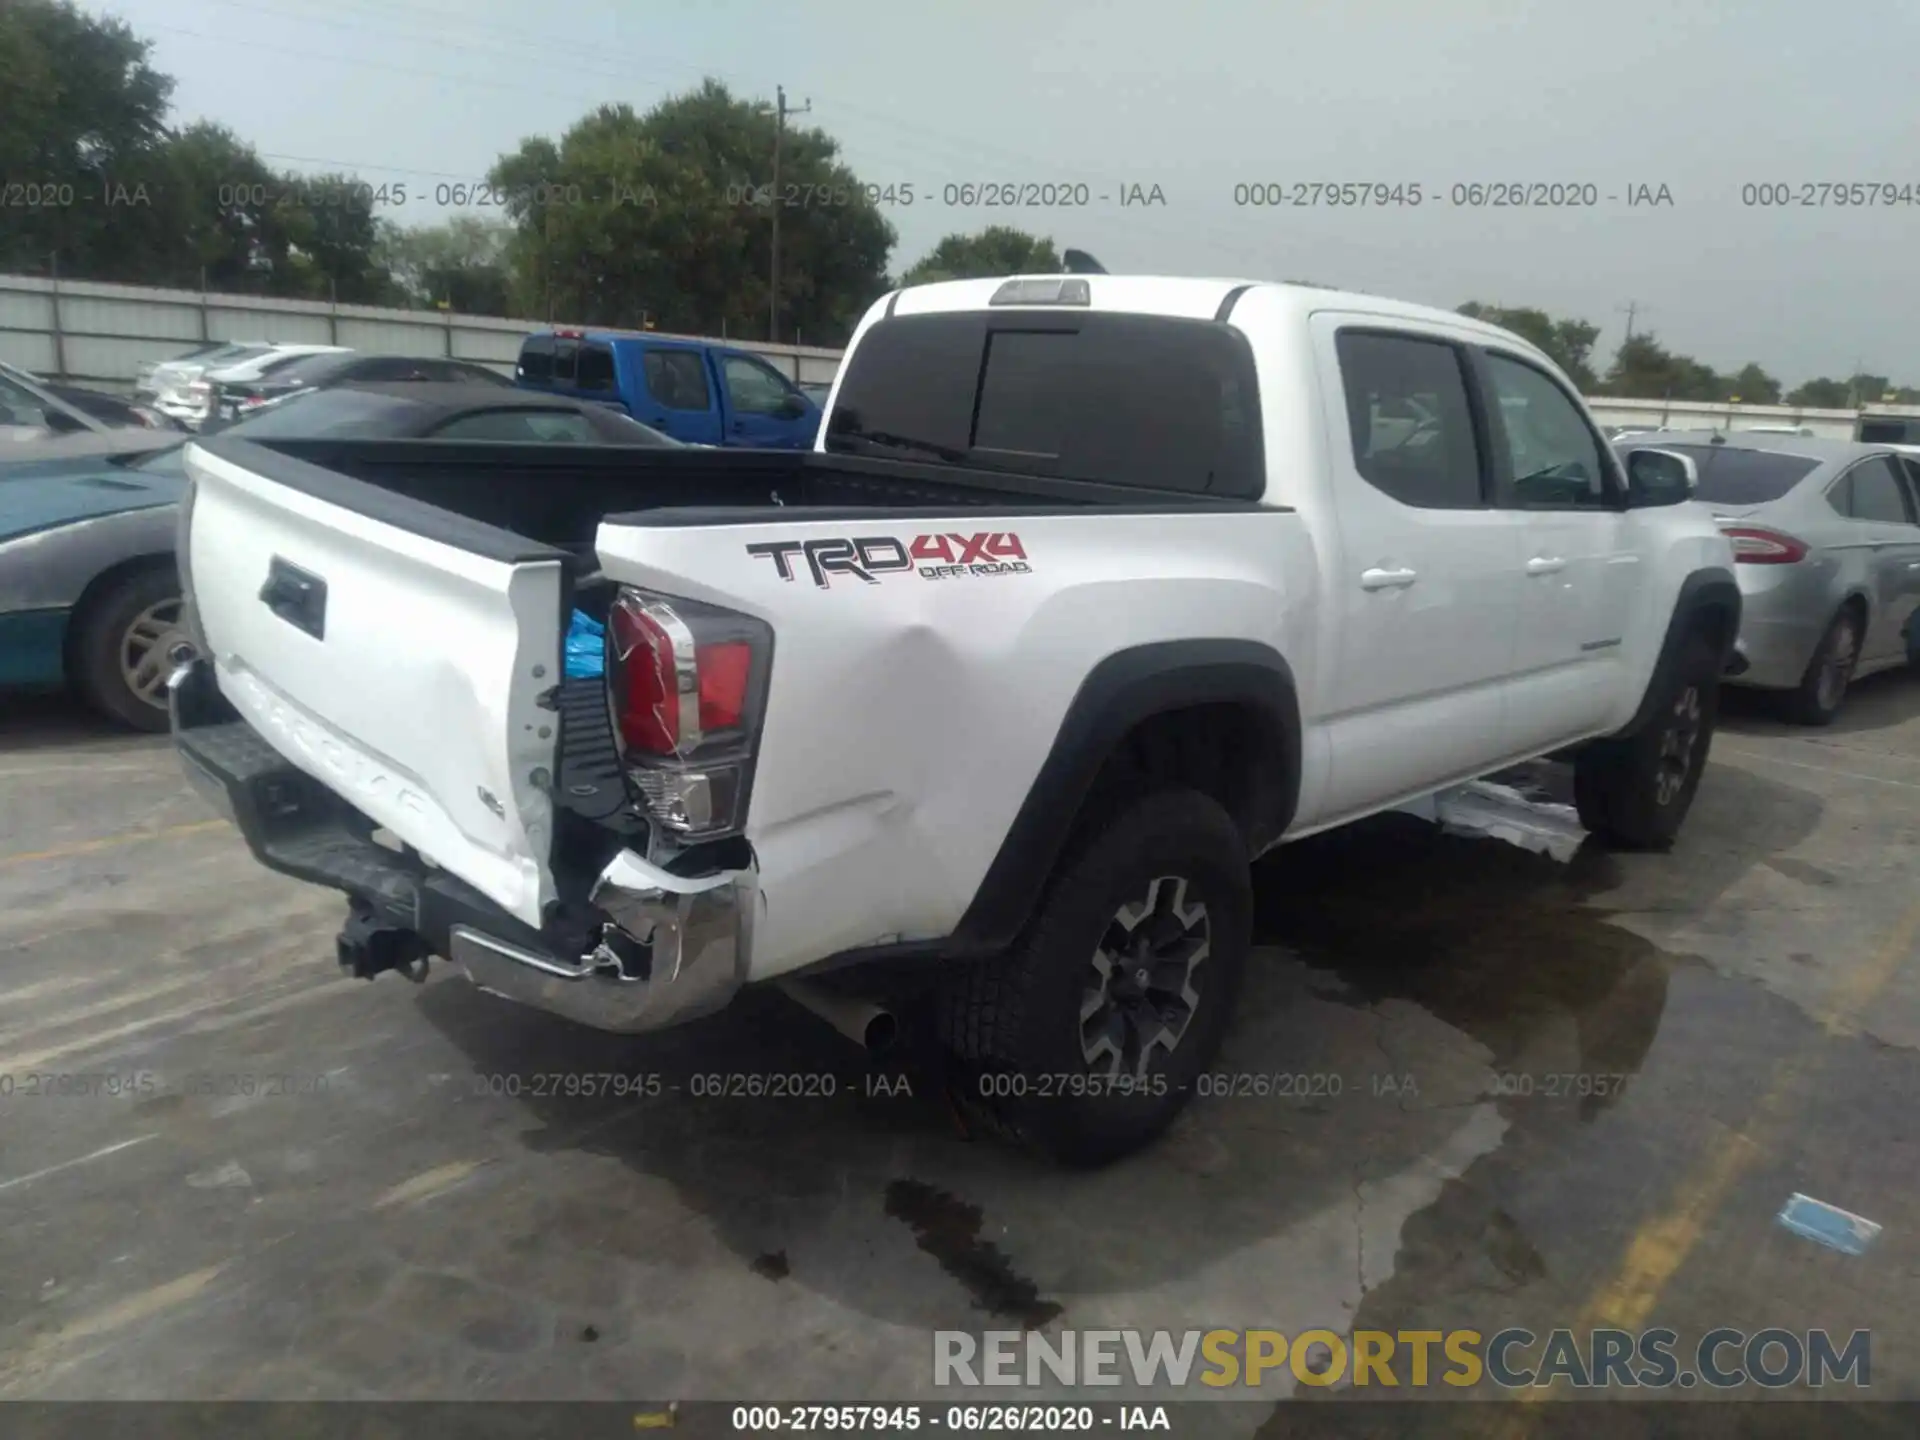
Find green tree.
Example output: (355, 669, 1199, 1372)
(0, 0, 173, 279)
(488, 80, 893, 343)
(142, 122, 283, 291)
(1786, 377, 1853, 408)
(273, 169, 398, 304)
(899, 227, 1062, 286)
(1845, 372, 1894, 406)
(1725, 362, 1782, 406)
(1456, 302, 1601, 390)
(1602, 332, 1726, 401)
(376, 216, 515, 314)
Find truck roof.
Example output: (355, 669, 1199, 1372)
(886, 273, 1541, 357)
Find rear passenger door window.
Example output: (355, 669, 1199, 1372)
(1480, 352, 1617, 508)
(1334, 331, 1485, 508)
(1842, 456, 1915, 524)
(642, 350, 712, 410)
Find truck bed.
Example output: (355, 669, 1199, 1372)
(193, 436, 1266, 563)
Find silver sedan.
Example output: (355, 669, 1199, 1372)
(1618, 433, 1920, 723)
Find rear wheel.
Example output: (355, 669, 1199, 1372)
(71, 566, 190, 732)
(938, 788, 1251, 1166)
(1786, 607, 1860, 726)
(1574, 634, 1719, 851)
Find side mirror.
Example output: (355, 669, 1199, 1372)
(1624, 447, 1697, 507)
(43, 408, 87, 435)
(777, 391, 808, 420)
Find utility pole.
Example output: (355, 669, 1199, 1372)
(1618, 300, 1644, 346)
(767, 85, 811, 343)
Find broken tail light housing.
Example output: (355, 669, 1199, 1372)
(606, 588, 773, 842)
(1721, 525, 1809, 564)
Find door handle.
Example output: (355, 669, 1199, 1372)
(1525, 556, 1567, 576)
(1360, 566, 1418, 591)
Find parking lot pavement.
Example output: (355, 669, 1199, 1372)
(1, 679, 1917, 1426)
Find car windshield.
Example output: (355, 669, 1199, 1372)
(255, 352, 355, 386)
(1633, 443, 1823, 505)
(219, 387, 427, 437)
(194, 344, 271, 368)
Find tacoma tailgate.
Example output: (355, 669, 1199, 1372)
(181, 437, 568, 928)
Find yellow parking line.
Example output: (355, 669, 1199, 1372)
(0, 818, 229, 870)
(1495, 891, 1920, 1430)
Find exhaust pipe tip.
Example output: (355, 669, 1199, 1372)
(863, 1009, 899, 1058)
(781, 978, 897, 1058)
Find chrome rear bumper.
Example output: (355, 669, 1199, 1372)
(451, 853, 755, 1034)
(170, 657, 756, 1037)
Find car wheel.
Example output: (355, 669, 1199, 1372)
(1787, 607, 1860, 726)
(72, 566, 191, 732)
(1574, 633, 1720, 851)
(938, 788, 1251, 1167)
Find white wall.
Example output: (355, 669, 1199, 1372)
(0, 272, 846, 393)
(1584, 395, 1920, 442)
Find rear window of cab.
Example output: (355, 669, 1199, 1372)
(825, 311, 1265, 497)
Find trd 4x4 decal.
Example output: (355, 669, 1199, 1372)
(747, 532, 1031, 589)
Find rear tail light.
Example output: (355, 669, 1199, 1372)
(1721, 525, 1809, 564)
(606, 588, 772, 841)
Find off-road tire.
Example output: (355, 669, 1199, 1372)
(937, 788, 1252, 1166)
(1574, 633, 1719, 851)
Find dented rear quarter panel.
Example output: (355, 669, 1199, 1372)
(593, 510, 1321, 978)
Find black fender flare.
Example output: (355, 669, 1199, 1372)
(951, 639, 1302, 952)
(1617, 566, 1742, 738)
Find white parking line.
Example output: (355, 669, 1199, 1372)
(1716, 744, 1920, 791)
(0, 1135, 160, 1195)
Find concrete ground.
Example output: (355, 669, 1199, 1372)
(1, 676, 1917, 1435)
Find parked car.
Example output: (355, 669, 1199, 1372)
(205, 352, 512, 427)
(0, 364, 171, 450)
(171, 271, 1738, 1165)
(515, 328, 822, 448)
(142, 341, 282, 423)
(173, 345, 353, 430)
(1, 386, 679, 731)
(1616, 431, 1920, 723)
(134, 341, 243, 400)
(0, 360, 181, 433)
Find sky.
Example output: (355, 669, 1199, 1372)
(91, 0, 1920, 383)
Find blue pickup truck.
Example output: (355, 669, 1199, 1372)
(514, 329, 823, 448)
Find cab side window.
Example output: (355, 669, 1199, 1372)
(1482, 352, 1614, 509)
(1334, 331, 1485, 509)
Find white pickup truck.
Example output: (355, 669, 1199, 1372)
(169, 273, 1739, 1164)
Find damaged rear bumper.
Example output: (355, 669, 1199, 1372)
(168, 658, 754, 1034)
